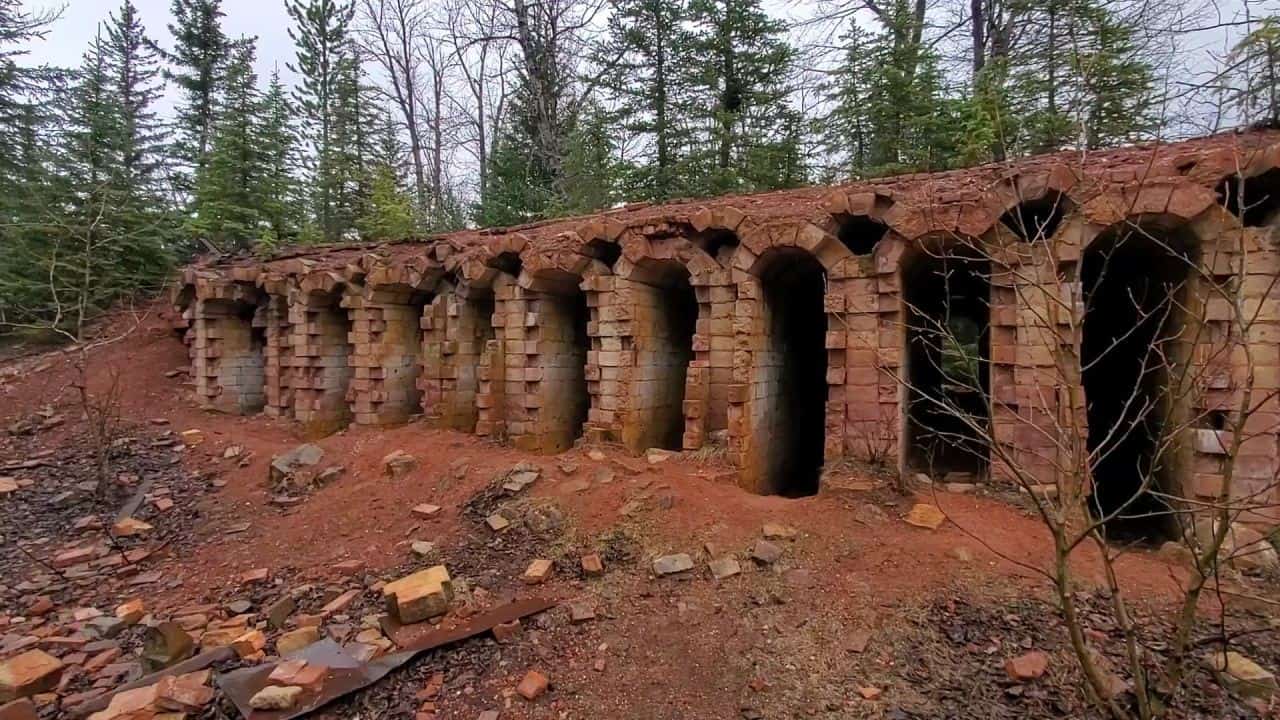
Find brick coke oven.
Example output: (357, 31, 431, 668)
(176, 129, 1280, 538)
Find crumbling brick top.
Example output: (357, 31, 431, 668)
(182, 128, 1280, 294)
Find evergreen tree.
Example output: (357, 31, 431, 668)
(257, 68, 302, 247)
(40, 11, 173, 338)
(189, 39, 261, 249)
(286, 0, 356, 242)
(1229, 16, 1280, 126)
(157, 0, 229, 180)
(685, 0, 800, 194)
(600, 0, 694, 201)
(826, 11, 961, 177)
(970, 0, 1156, 157)
(557, 102, 623, 215)
(329, 60, 378, 239)
(103, 0, 170, 201)
(0, 1, 66, 330)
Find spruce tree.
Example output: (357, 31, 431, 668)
(0, 1, 66, 330)
(286, 0, 356, 242)
(685, 0, 800, 194)
(257, 68, 302, 248)
(158, 0, 229, 180)
(600, 0, 694, 201)
(189, 39, 261, 250)
(1229, 16, 1280, 126)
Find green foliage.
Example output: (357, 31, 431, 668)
(826, 14, 963, 178)
(600, 0, 695, 201)
(2, 3, 174, 337)
(188, 40, 264, 250)
(684, 0, 800, 194)
(1229, 16, 1280, 125)
(286, 0, 356, 242)
(157, 0, 229, 180)
(357, 164, 416, 240)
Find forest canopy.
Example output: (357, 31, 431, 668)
(0, 0, 1275, 337)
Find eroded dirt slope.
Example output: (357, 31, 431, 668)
(2, 310, 1278, 720)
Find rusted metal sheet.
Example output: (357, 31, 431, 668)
(69, 647, 235, 717)
(218, 597, 553, 720)
(380, 597, 555, 650)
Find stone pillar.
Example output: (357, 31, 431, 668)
(262, 294, 294, 418)
(344, 285, 427, 425)
(583, 271, 630, 445)
(476, 274, 521, 441)
(192, 282, 266, 415)
(290, 288, 354, 436)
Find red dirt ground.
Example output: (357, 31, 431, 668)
(2, 307, 1275, 720)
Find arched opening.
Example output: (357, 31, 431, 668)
(207, 296, 267, 414)
(489, 251, 523, 277)
(836, 215, 888, 256)
(691, 229, 740, 267)
(754, 249, 828, 496)
(627, 259, 698, 452)
(379, 286, 432, 422)
(903, 247, 991, 480)
(1081, 223, 1195, 540)
(536, 285, 591, 452)
(1001, 191, 1072, 243)
(584, 238, 622, 268)
(1217, 169, 1280, 227)
(300, 289, 354, 432)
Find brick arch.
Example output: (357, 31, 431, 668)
(736, 221, 857, 280)
(615, 231, 722, 284)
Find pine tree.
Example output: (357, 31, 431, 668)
(0, 1, 66, 330)
(286, 0, 356, 242)
(556, 101, 623, 215)
(41, 12, 173, 338)
(189, 39, 261, 249)
(103, 0, 169, 201)
(969, 0, 1156, 157)
(257, 68, 302, 247)
(158, 0, 229, 180)
(1229, 16, 1280, 126)
(600, 0, 694, 201)
(685, 0, 800, 194)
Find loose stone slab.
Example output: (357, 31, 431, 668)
(653, 554, 694, 576)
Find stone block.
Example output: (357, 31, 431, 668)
(383, 566, 454, 624)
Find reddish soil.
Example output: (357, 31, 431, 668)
(2, 307, 1277, 720)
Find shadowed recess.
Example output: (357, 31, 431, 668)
(756, 248, 828, 497)
(1082, 224, 1194, 541)
(903, 249, 991, 479)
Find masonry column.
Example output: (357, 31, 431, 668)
(583, 270, 629, 444)
(192, 281, 267, 415)
(345, 284, 430, 425)
(290, 280, 355, 436)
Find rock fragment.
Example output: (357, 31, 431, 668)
(653, 554, 694, 576)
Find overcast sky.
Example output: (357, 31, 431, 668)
(22, 0, 298, 87)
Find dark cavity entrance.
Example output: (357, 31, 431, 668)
(903, 250, 991, 479)
(539, 288, 591, 452)
(240, 301, 268, 413)
(1081, 225, 1192, 541)
(1217, 169, 1280, 227)
(1001, 191, 1071, 243)
(836, 215, 888, 256)
(629, 260, 698, 452)
(757, 249, 828, 497)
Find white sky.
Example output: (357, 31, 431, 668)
(21, 0, 298, 89)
